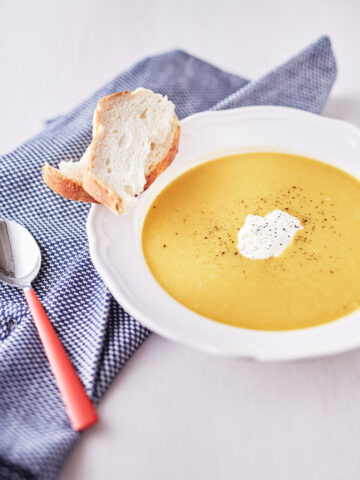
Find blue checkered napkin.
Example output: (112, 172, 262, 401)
(0, 36, 336, 480)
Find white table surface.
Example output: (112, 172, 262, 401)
(2, 0, 360, 478)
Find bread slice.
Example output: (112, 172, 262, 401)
(42, 88, 180, 213)
(82, 88, 179, 214)
(42, 146, 98, 203)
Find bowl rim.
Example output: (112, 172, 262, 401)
(87, 105, 360, 361)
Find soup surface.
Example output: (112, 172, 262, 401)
(142, 153, 360, 330)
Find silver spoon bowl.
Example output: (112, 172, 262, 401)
(0, 219, 41, 288)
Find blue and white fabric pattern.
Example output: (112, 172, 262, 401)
(0, 36, 336, 480)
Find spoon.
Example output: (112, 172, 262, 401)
(0, 219, 98, 431)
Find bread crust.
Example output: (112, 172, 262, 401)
(83, 101, 180, 214)
(42, 163, 98, 203)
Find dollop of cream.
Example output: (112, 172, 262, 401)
(237, 209, 303, 260)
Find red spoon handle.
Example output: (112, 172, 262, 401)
(24, 288, 98, 431)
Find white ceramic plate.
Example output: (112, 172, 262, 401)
(87, 106, 360, 361)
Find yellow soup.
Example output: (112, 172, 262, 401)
(142, 153, 360, 330)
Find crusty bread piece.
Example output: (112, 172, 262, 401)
(42, 146, 98, 203)
(42, 88, 180, 213)
(83, 88, 180, 214)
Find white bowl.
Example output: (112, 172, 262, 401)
(87, 106, 360, 361)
